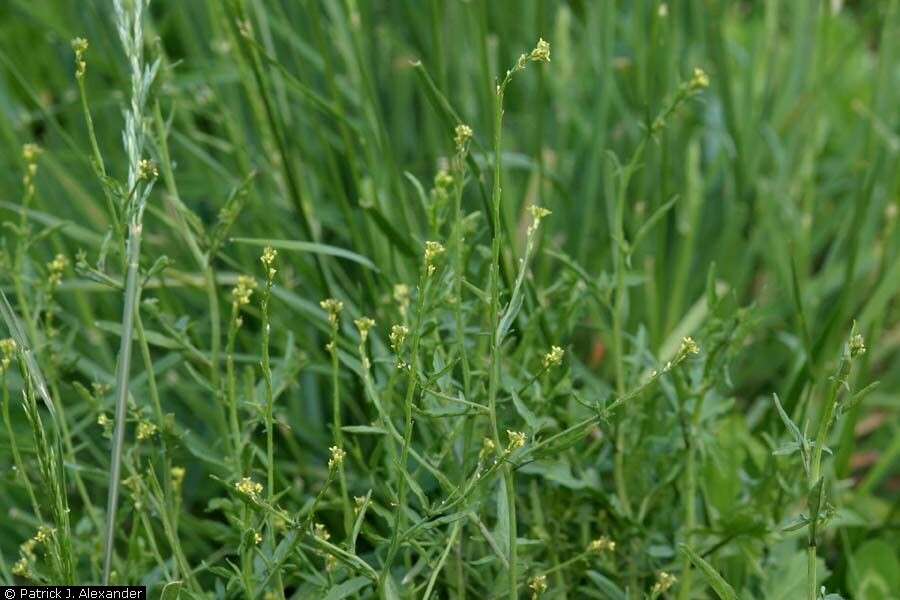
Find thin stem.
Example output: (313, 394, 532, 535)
(103, 221, 143, 584)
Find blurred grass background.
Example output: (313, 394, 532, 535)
(0, 0, 898, 597)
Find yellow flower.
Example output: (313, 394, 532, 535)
(138, 159, 158, 181)
(588, 536, 616, 554)
(543, 345, 564, 369)
(389, 324, 409, 352)
(260, 246, 278, 281)
(136, 421, 158, 441)
(12, 557, 30, 577)
(652, 571, 677, 595)
(480, 437, 496, 459)
(232, 275, 257, 308)
(454, 124, 473, 152)
(849, 333, 866, 358)
(530, 38, 551, 63)
(328, 445, 346, 470)
(354, 317, 376, 342)
(0, 338, 18, 373)
(507, 430, 527, 451)
(170, 466, 186, 489)
(313, 522, 330, 541)
(235, 476, 263, 499)
(71, 37, 89, 78)
(424, 241, 446, 276)
(320, 298, 344, 326)
(690, 67, 709, 90)
(47, 254, 69, 288)
(529, 574, 548, 598)
(394, 284, 411, 315)
(680, 336, 700, 356)
(325, 554, 339, 572)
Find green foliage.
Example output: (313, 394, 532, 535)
(0, 0, 898, 598)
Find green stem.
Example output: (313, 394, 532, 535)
(103, 220, 143, 584)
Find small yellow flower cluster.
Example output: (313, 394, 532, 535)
(433, 170, 454, 205)
(528, 205, 552, 236)
(22, 143, 42, 196)
(354, 316, 375, 343)
(389, 324, 409, 352)
(71, 37, 89, 78)
(254, 531, 263, 545)
(12, 526, 54, 579)
(0, 338, 17, 374)
(260, 246, 277, 281)
(235, 476, 263, 499)
(97, 413, 112, 429)
(530, 38, 551, 63)
(138, 159, 158, 181)
(11, 557, 31, 578)
(529, 574, 548, 598)
(434, 170, 453, 191)
(232, 275, 257, 310)
(313, 522, 330, 541)
(507, 430, 527, 451)
(543, 345, 564, 369)
(588, 536, 616, 554)
(652, 571, 677, 595)
(511, 38, 552, 79)
(394, 284, 411, 316)
(454, 123, 473, 153)
(170, 466, 186, 489)
(354, 495, 367, 513)
(328, 445, 346, 470)
(47, 254, 68, 289)
(689, 67, 710, 91)
(325, 554, 339, 572)
(424, 241, 445, 276)
(849, 333, 866, 358)
(136, 421, 158, 441)
(680, 336, 700, 356)
(320, 298, 343, 326)
(480, 437, 496, 459)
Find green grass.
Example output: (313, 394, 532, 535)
(1, 1, 898, 598)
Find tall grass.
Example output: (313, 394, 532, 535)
(0, 1, 898, 598)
